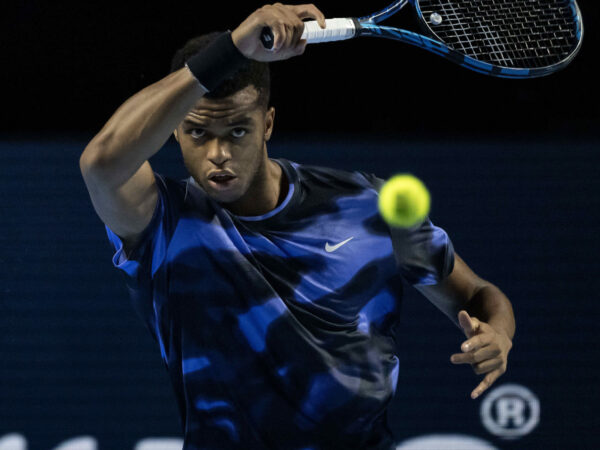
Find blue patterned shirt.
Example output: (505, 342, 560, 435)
(105, 159, 454, 449)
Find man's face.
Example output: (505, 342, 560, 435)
(175, 86, 274, 204)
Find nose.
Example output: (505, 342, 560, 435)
(206, 137, 231, 166)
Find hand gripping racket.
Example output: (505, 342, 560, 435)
(260, 0, 583, 78)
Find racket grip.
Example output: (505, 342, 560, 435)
(260, 18, 356, 50)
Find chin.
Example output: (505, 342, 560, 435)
(210, 191, 243, 204)
(203, 182, 245, 204)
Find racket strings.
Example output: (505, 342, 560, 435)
(418, 0, 580, 68)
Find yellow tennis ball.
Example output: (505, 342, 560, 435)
(378, 174, 430, 228)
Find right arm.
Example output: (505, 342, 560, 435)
(79, 3, 325, 252)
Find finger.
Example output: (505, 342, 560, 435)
(275, 4, 305, 48)
(461, 332, 494, 353)
(472, 357, 503, 375)
(450, 352, 472, 365)
(291, 18, 305, 47)
(471, 369, 502, 399)
(268, 17, 286, 51)
(450, 345, 500, 365)
(291, 3, 327, 28)
(283, 23, 296, 53)
(268, 5, 302, 56)
(458, 310, 480, 337)
(473, 345, 501, 363)
(458, 310, 473, 334)
(264, 5, 293, 51)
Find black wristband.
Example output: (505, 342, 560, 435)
(185, 31, 249, 92)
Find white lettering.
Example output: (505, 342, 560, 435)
(496, 397, 526, 428)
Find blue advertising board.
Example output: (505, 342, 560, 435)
(1, 134, 598, 449)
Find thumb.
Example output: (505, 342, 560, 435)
(458, 310, 479, 336)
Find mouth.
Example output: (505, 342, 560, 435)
(207, 172, 237, 189)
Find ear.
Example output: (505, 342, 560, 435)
(264, 106, 275, 142)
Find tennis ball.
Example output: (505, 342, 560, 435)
(378, 174, 430, 228)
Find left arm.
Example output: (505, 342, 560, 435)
(415, 253, 515, 399)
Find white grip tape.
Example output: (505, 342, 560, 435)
(301, 18, 356, 44)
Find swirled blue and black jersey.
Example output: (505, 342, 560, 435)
(104, 158, 455, 450)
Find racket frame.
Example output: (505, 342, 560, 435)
(260, 0, 584, 78)
(353, 0, 584, 78)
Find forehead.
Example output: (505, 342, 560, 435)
(184, 86, 261, 125)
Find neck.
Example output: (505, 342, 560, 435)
(225, 154, 288, 217)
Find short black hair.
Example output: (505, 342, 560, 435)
(170, 32, 270, 109)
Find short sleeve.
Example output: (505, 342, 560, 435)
(358, 171, 386, 191)
(104, 172, 172, 281)
(389, 219, 455, 285)
(360, 171, 455, 286)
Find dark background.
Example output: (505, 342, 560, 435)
(4, 0, 599, 137)
(2, 1, 599, 449)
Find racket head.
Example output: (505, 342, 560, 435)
(417, 0, 583, 76)
(358, 0, 584, 78)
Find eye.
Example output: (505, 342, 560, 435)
(190, 129, 206, 139)
(231, 128, 247, 138)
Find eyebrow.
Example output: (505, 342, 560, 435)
(183, 117, 254, 127)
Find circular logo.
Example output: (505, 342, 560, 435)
(480, 384, 540, 439)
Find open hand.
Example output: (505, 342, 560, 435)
(451, 310, 513, 399)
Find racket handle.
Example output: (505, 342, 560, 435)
(260, 18, 356, 50)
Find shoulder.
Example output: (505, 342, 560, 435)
(153, 172, 206, 209)
(288, 160, 382, 193)
(135, 172, 213, 232)
(155, 172, 189, 195)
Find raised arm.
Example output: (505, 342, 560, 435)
(79, 4, 326, 252)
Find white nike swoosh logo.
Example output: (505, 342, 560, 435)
(325, 237, 354, 253)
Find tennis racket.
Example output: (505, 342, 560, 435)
(260, 0, 583, 78)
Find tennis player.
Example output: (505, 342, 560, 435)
(80, 3, 515, 449)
